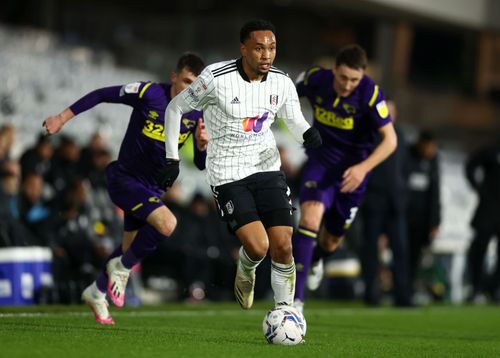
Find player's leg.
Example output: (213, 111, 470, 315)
(234, 221, 269, 309)
(292, 159, 332, 309)
(107, 206, 176, 307)
(211, 178, 264, 309)
(308, 189, 364, 291)
(256, 171, 296, 308)
(81, 229, 138, 325)
(293, 201, 324, 309)
(267, 225, 296, 307)
(103, 162, 176, 307)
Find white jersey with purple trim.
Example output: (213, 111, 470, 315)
(164, 58, 310, 186)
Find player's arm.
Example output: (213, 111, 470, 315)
(160, 69, 214, 188)
(193, 117, 208, 170)
(341, 122, 397, 193)
(277, 77, 322, 149)
(43, 83, 146, 135)
(164, 68, 215, 161)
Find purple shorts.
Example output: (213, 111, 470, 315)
(106, 161, 164, 232)
(299, 157, 367, 237)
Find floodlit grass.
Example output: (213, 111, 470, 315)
(1, 301, 499, 357)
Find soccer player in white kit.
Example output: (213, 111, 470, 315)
(161, 19, 322, 309)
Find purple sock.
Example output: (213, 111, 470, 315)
(121, 225, 167, 269)
(96, 246, 123, 293)
(293, 226, 318, 301)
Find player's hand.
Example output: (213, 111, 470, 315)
(195, 118, 208, 151)
(43, 114, 64, 135)
(156, 159, 180, 189)
(302, 127, 322, 149)
(341, 164, 367, 193)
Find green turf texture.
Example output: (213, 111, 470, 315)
(1, 301, 499, 357)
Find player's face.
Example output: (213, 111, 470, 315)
(240, 30, 276, 79)
(170, 67, 198, 97)
(333, 64, 364, 97)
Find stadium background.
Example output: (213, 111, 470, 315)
(1, 0, 499, 306)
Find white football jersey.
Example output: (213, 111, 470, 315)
(165, 58, 310, 186)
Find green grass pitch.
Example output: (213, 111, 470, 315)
(1, 301, 499, 357)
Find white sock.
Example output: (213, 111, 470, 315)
(238, 247, 262, 278)
(271, 260, 296, 307)
(90, 281, 105, 299)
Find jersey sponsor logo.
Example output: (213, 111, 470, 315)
(124, 82, 141, 94)
(242, 112, 269, 133)
(225, 200, 234, 215)
(230, 96, 240, 104)
(270, 94, 279, 106)
(314, 105, 354, 130)
(376, 100, 389, 119)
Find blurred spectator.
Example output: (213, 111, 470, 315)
(0, 124, 16, 162)
(46, 135, 82, 197)
(18, 172, 53, 245)
(0, 161, 30, 246)
(359, 101, 411, 306)
(464, 139, 500, 303)
(79, 131, 109, 178)
(19, 133, 54, 180)
(48, 178, 100, 303)
(406, 130, 441, 298)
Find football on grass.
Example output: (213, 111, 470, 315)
(262, 305, 306, 345)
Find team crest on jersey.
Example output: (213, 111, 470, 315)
(242, 112, 269, 133)
(376, 100, 389, 119)
(270, 94, 279, 106)
(343, 103, 356, 114)
(225, 200, 234, 215)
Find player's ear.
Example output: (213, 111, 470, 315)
(240, 43, 246, 57)
(170, 71, 177, 84)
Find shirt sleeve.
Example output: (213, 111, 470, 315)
(295, 66, 321, 98)
(366, 83, 392, 128)
(69, 82, 153, 115)
(164, 68, 216, 160)
(277, 76, 311, 143)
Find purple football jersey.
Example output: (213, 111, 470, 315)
(70, 82, 203, 187)
(297, 67, 391, 169)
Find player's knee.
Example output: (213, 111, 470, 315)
(155, 215, 177, 237)
(323, 235, 343, 252)
(245, 239, 269, 260)
(299, 215, 321, 231)
(272, 238, 292, 258)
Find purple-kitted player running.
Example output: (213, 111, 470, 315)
(292, 44, 397, 312)
(43, 53, 206, 324)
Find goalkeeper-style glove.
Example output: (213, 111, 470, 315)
(303, 127, 322, 149)
(156, 159, 180, 189)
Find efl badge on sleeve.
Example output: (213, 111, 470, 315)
(376, 100, 389, 119)
(124, 82, 141, 94)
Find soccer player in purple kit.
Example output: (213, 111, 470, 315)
(43, 53, 207, 324)
(292, 44, 398, 312)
